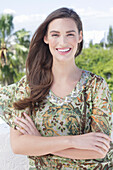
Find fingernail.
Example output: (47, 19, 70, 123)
(16, 127, 19, 130)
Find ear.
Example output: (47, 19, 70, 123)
(78, 31, 83, 43)
(44, 35, 49, 44)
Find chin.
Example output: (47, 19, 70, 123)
(56, 56, 73, 62)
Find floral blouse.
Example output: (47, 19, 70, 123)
(0, 70, 112, 170)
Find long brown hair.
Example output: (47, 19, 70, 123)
(13, 7, 83, 112)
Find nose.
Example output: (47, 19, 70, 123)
(59, 36, 67, 46)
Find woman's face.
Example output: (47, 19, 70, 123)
(44, 18, 82, 62)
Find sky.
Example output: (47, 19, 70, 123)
(0, 0, 113, 45)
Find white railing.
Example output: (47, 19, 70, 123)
(0, 119, 29, 170)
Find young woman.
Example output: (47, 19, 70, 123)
(0, 7, 112, 169)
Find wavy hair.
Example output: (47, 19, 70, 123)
(13, 7, 83, 113)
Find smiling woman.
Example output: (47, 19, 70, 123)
(0, 7, 112, 170)
(43, 18, 82, 63)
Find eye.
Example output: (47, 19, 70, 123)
(67, 34, 75, 37)
(51, 34, 59, 37)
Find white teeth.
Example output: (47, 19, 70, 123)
(57, 48, 70, 52)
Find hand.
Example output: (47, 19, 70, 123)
(14, 112, 41, 136)
(71, 132, 111, 158)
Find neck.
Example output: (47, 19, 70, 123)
(52, 60, 80, 83)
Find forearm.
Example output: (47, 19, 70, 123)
(11, 125, 110, 159)
(52, 148, 104, 160)
(11, 133, 71, 156)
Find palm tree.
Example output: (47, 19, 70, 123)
(0, 14, 30, 85)
(107, 26, 113, 47)
(0, 14, 14, 67)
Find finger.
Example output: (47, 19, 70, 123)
(92, 145, 105, 156)
(16, 117, 33, 130)
(15, 117, 36, 135)
(95, 141, 109, 152)
(14, 119, 30, 133)
(23, 113, 36, 129)
(96, 138, 110, 150)
(16, 117, 30, 127)
(16, 126, 28, 135)
(95, 133, 111, 141)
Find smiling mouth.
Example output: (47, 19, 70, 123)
(56, 48, 71, 53)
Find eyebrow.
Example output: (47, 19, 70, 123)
(50, 30, 76, 33)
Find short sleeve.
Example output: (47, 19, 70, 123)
(0, 75, 30, 129)
(0, 83, 16, 127)
(91, 78, 112, 137)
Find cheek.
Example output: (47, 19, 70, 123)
(49, 39, 58, 47)
(72, 37, 78, 43)
(69, 38, 79, 47)
(48, 41, 58, 52)
(48, 39, 57, 54)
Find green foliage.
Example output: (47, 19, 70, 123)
(89, 41, 106, 49)
(107, 26, 113, 47)
(0, 14, 14, 42)
(89, 40, 93, 48)
(13, 72, 25, 83)
(0, 14, 30, 85)
(76, 48, 113, 102)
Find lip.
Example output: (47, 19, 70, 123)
(56, 48, 71, 55)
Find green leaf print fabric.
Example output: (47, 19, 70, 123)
(0, 75, 30, 129)
(0, 71, 112, 169)
(0, 83, 17, 128)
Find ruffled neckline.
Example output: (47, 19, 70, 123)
(46, 70, 89, 106)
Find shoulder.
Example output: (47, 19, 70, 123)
(82, 70, 110, 99)
(16, 75, 27, 87)
(0, 83, 16, 97)
(15, 75, 30, 100)
(83, 70, 107, 87)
